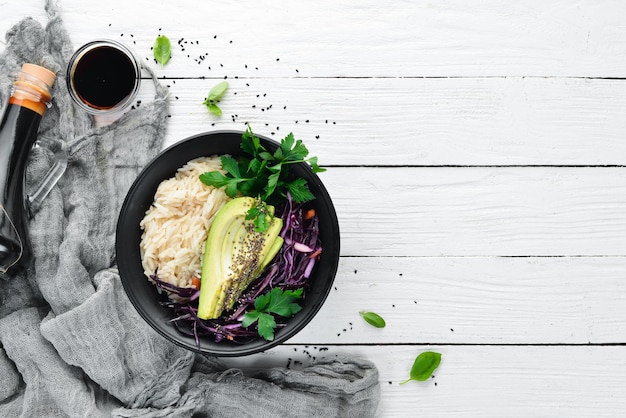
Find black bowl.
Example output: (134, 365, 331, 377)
(116, 131, 340, 356)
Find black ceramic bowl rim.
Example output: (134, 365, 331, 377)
(116, 130, 340, 356)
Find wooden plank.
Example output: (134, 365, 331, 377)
(222, 344, 626, 417)
(141, 77, 626, 166)
(289, 256, 626, 345)
(16, 0, 623, 78)
(319, 166, 626, 256)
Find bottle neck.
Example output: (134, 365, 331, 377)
(8, 71, 52, 116)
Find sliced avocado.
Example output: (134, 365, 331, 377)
(197, 196, 284, 320)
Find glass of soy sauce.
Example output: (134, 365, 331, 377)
(67, 40, 141, 114)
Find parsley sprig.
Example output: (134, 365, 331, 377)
(242, 287, 303, 340)
(199, 126, 325, 231)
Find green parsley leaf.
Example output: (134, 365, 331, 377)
(153, 35, 172, 67)
(265, 287, 303, 317)
(242, 287, 304, 340)
(241, 310, 261, 328)
(400, 351, 442, 384)
(202, 81, 229, 116)
(245, 200, 272, 232)
(220, 155, 241, 178)
(199, 171, 243, 198)
(256, 313, 277, 341)
(199, 126, 324, 231)
(286, 178, 315, 203)
(307, 156, 326, 173)
(241, 126, 265, 158)
(359, 311, 386, 328)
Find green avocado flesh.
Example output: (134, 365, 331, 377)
(197, 196, 284, 320)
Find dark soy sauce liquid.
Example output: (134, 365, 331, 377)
(73, 46, 136, 109)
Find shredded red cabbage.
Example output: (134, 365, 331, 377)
(149, 194, 322, 345)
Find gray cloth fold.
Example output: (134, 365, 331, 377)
(0, 2, 380, 417)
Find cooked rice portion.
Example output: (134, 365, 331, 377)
(140, 156, 230, 289)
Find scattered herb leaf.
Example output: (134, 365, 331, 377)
(203, 81, 229, 116)
(153, 35, 172, 67)
(400, 351, 442, 384)
(359, 311, 386, 328)
(200, 126, 325, 231)
(242, 287, 304, 340)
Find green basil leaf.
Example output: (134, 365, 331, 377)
(207, 81, 229, 101)
(400, 351, 442, 384)
(206, 102, 222, 116)
(153, 35, 172, 67)
(359, 311, 386, 328)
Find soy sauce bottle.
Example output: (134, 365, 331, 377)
(0, 63, 56, 278)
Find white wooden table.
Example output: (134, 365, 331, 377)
(3, 1, 626, 416)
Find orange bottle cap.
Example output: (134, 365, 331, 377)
(21, 63, 56, 88)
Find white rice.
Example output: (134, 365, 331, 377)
(139, 156, 230, 289)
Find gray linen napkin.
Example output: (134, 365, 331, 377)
(0, 2, 380, 417)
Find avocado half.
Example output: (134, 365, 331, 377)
(197, 196, 283, 320)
